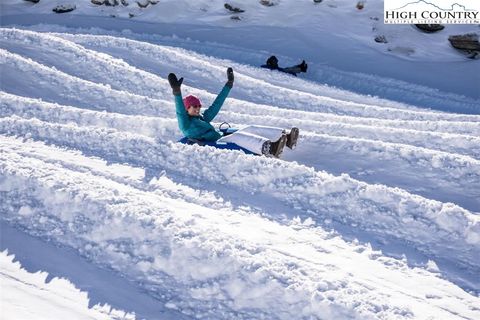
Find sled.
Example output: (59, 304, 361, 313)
(177, 124, 257, 155)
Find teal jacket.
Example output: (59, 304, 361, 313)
(175, 85, 231, 141)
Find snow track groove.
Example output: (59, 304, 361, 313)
(2, 28, 480, 122)
(2, 29, 479, 141)
(5, 18, 479, 113)
(52, 31, 480, 119)
(3, 31, 479, 143)
(2, 90, 479, 210)
(1, 49, 478, 158)
(222, 111, 480, 159)
(0, 91, 179, 139)
(0, 48, 170, 115)
(2, 92, 480, 161)
(0, 118, 478, 273)
(1, 136, 479, 320)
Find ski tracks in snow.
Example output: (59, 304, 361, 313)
(1, 27, 480, 319)
(1, 135, 480, 319)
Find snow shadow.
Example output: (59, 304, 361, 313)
(144, 166, 480, 296)
(0, 222, 192, 320)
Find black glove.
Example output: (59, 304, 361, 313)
(226, 67, 234, 88)
(168, 73, 183, 95)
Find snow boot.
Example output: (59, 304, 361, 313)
(270, 134, 287, 158)
(286, 127, 299, 149)
(261, 140, 271, 156)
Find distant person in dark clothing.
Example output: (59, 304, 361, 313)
(261, 55, 308, 77)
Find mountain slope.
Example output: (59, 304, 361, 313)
(1, 24, 479, 320)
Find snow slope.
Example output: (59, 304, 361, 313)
(1, 134, 479, 319)
(1, 0, 480, 319)
(0, 249, 136, 320)
(1, 0, 479, 107)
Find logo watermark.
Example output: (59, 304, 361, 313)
(384, 0, 480, 24)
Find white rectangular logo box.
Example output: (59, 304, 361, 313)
(384, 0, 480, 24)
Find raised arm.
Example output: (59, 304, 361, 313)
(168, 73, 190, 132)
(203, 67, 234, 122)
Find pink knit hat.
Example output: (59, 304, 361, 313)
(183, 95, 201, 110)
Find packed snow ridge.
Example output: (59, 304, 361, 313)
(1, 16, 479, 320)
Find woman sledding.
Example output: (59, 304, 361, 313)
(168, 67, 299, 158)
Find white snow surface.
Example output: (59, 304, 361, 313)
(0, 250, 136, 320)
(1, 0, 479, 319)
